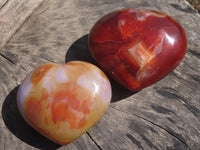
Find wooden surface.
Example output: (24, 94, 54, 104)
(0, 0, 200, 149)
(0, 0, 43, 51)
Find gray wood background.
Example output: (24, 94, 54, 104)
(0, 0, 200, 149)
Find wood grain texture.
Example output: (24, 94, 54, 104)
(0, 0, 8, 9)
(0, 0, 43, 51)
(0, 0, 200, 149)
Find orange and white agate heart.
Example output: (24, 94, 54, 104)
(17, 61, 112, 145)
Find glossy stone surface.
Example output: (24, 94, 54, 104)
(89, 8, 187, 91)
(17, 61, 112, 145)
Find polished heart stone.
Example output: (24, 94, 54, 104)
(17, 61, 112, 145)
(89, 8, 187, 91)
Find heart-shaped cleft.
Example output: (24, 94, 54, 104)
(89, 8, 187, 91)
(17, 61, 112, 145)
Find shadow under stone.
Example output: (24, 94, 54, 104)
(65, 34, 136, 103)
(1, 86, 61, 150)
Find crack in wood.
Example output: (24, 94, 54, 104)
(0, 53, 16, 65)
(0, 0, 9, 9)
(188, 49, 200, 59)
(86, 132, 102, 150)
(155, 88, 200, 121)
(0, 53, 27, 72)
(126, 133, 145, 150)
(109, 105, 192, 150)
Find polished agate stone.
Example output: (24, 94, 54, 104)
(89, 8, 187, 91)
(17, 61, 111, 145)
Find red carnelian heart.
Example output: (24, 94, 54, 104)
(89, 8, 187, 91)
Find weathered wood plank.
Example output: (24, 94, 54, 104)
(0, 0, 8, 9)
(0, 0, 43, 51)
(0, 0, 200, 149)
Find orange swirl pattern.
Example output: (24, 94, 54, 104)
(17, 61, 112, 145)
